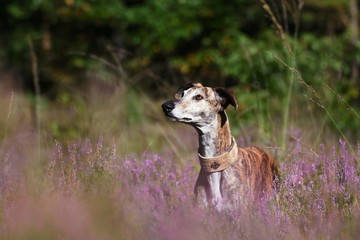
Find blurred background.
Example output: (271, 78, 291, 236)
(0, 0, 359, 156)
(1, 2, 360, 238)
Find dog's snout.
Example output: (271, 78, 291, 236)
(162, 100, 175, 113)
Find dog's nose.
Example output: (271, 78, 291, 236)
(162, 100, 175, 113)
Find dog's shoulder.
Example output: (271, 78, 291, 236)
(234, 146, 278, 198)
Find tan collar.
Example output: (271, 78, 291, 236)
(198, 137, 238, 173)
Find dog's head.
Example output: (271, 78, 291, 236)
(161, 83, 238, 125)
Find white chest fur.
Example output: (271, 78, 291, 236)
(207, 172, 223, 211)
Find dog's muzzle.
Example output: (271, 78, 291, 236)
(161, 100, 175, 114)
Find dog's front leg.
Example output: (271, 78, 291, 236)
(194, 172, 224, 211)
(194, 174, 208, 208)
(194, 185, 208, 209)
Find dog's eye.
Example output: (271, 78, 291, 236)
(194, 94, 204, 100)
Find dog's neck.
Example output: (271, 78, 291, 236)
(195, 111, 232, 157)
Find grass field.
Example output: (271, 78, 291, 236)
(0, 78, 359, 240)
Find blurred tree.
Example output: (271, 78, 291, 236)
(0, 0, 359, 138)
(0, 0, 358, 103)
(349, 0, 359, 103)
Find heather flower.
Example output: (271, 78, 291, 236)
(2, 137, 360, 239)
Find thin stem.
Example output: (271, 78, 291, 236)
(28, 37, 41, 162)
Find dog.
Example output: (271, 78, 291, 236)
(161, 83, 278, 211)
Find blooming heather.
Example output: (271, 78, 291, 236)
(0, 138, 359, 239)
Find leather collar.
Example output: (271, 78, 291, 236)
(198, 137, 238, 173)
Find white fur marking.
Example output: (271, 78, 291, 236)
(207, 172, 223, 211)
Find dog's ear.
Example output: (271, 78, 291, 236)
(214, 87, 238, 110)
(174, 83, 195, 99)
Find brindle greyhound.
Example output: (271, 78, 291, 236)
(161, 83, 278, 211)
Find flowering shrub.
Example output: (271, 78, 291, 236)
(0, 137, 359, 239)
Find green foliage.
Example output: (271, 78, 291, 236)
(0, 0, 359, 139)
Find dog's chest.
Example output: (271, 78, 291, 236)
(220, 167, 244, 195)
(199, 167, 244, 201)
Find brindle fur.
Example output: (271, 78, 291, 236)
(162, 83, 278, 211)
